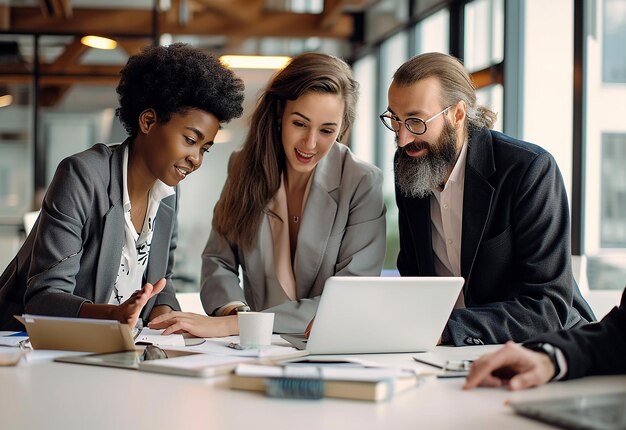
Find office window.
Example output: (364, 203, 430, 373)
(351, 55, 376, 165)
(378, 32, 408, 194)
(366, 0, 410, 42)
(584, 0, 626, 290)
(0, 82, 32, 221)
(600, 134, 626, 247)
(520, 0, 574, 199)
(412, 0, 449, 17)
(0, 35, 34, 223)
(413, 7, 449, 54)
(476, 84, 503, 132)
(603, 0, 626, 83)
(288, 0, 323, 13)
(0, 42, 33, 267)
(464, 0, 504, 72)
(378, 32, 408, 269)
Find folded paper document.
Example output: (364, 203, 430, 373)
(138, 354, 255, 378)
(229, 363, 421, 402)
(134, 328, 185, 348)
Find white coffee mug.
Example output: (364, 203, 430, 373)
(238, 312, 275, 348)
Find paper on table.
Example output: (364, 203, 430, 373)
(0, 335, 28, 347)
(134, 328, 185, 347)
(187, 334, 306, 359)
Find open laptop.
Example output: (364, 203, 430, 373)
(281, 276, 464, 354)
(510, 391, 626, 430)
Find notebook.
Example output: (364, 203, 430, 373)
(510, 391, 626, 430)
(281, 276, 464, 354)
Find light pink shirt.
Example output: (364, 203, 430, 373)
(430, 142, 468, 308)
(215, 172, 314, 314)
(264, 172, 314, 304)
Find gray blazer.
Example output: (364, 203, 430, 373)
(0, 140, 180, 331)
(200, 143, 387, 333)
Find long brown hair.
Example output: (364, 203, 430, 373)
(392, 52, 497, 131)
(212, 52, 358, 249)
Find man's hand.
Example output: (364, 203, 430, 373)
(463, 341, 556, 391)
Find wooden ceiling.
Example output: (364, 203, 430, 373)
(0, 0, 370, 106)
(5, 0, 362, 38)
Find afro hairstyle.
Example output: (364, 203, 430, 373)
(116, 43, 245, 137)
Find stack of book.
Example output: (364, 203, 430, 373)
(229, 363, 421, 402)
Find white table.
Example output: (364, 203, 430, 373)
(1, 344, 625, 430)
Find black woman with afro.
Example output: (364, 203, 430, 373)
(0, 43, 245, 331)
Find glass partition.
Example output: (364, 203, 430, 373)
(464, 0, 504, 72)
(584, 0, 626, 290)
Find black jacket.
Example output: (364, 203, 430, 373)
(396, 127, 595, 345)
(531, 287, 626, 379)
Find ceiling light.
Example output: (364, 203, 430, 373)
(220, 55, 291, 70)
(81, 35, 118, 50)
(0, 94, 13, 108)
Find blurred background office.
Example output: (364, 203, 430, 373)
(0, 1, 625, 311)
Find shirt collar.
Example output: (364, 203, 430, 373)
(445, 140, 469, 187)
(122, 146, 175, 213)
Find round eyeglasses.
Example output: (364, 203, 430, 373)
(379, 105, 452, 136)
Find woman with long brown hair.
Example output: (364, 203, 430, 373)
(150, 52, 386, 337)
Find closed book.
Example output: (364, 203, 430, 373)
(229, 364, 420, 402)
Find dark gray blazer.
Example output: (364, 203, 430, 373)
(396, 128, 595, 345)
(527, 286, 626, 379)
(0, 140, 180, 330)
(200, 143, 387, 333)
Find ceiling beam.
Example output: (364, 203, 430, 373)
(46, 38, 88, 73)
(191, 0, 264, 24)
(0, 74, 119, 85)
(320, 0, 348, 29)
(0, 4, 9, 30)
(9, 6, 353, 38)
(40, 84, 71, 107)
(116, 39, 153, 57)
(39, 64, 123, 76)
(39, 0, 73, 19)
(167, 11, 353, 38)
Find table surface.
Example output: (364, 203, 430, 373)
(2, 342, 625, 430)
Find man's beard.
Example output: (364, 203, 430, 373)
(394, 119, 458, 198)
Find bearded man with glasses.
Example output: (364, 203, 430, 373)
(383, 52, 594, 346)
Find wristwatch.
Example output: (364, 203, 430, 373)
(525, 342, 560, 381)
(234, 305, 250, 313)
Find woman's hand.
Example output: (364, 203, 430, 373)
(463, 341, 557, 391)
(304, 317, 315, 338)
(79, 278, 166, 328)
(111, 278, 166, 329)
(148, 311, 238, 338)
